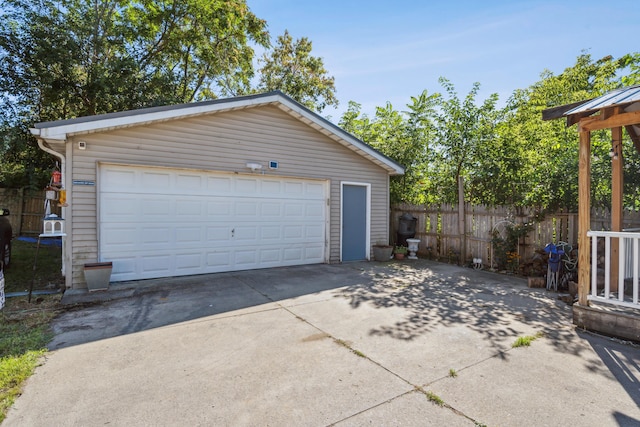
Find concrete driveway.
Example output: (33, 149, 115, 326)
(4, 260, 640, 426)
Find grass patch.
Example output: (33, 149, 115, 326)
(0, 349, 47, 422)
(4, 239, 64, 293)
(0, 296, 60, 422)
(0, 298, 57, 357)
(425, 390, 444, 406)
(0, 238, 64, 422)
(448, 368, 458, 378)
(512, 331, 545, 348)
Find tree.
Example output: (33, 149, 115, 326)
(0, 0, 269, 187)
(498, 52, 640, 210)
(339, 90, 439, 204)
(257, 30, 338, 113)
(430, 78, 500, 205)
(339, 52, 640, 210)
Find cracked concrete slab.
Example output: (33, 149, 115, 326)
(4, 260, 640, 426)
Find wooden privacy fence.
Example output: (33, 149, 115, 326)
(391, 203, 640, 266)
(0, 188, 61, 236)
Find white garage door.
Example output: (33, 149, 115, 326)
(99, 165, 327, 282)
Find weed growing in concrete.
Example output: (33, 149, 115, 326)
(425, 391, 444, 406)
(334, 339, 366, 358)
(448, 368, 458, 378)
(512, 331, 544, 348)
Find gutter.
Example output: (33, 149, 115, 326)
(31, 130, 68, 281)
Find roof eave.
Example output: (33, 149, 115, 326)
(32, 91, 405, 176)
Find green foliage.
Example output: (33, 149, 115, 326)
(0, 293, 58, 423)
(0, 320, 52, 359)
(339, 90, 440, 204)
(430, 78, 501, 204)
(0, 350, 47, 423)
(512, 332, 544, 348)
(257, 30, 338, 113)
(0, 0, 269, 187)
(497, 52, 640, 210)
(425, 390, 444, 406)
(4, 239, 64, 293)
(491, 222, 533, 272)
(340, 51, 640, 210)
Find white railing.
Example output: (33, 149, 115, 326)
(587, 230, 640, 309)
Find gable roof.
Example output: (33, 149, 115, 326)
(31, 91, 404, 175)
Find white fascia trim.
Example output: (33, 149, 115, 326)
(30, 94, 283, 142)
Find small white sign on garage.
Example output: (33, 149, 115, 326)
(99, 164, 327, 281)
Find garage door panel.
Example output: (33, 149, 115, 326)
(208, 201, 232, 216)
(102, 225, 137, 242)
(306, 182, 325, 197)
(236, 177, 259, 193)
(175, 199, 204, 216)
(284, 181, 303, 196)
(102, 168, 136, 191)
(207, 176, 232, 194)
(141, 255, 173, 274)
(283, 247, 303, 261)
(207, 251, 230, 267)
(260, 249, 281, 263)
(235, 250, 257, 265)
(284, 203, 304, 216)
(176, 174, 203, 190)
(260, 226, 281, 240)
(284, 225, 303, 239)
(261, 180, 282, 195)
(140, 198, 172, 217)
(235, 226, 257, 240)
(305, 202, 325, 217)
(99, 165, 326, 281)
(306, 224, 324, 238)
(235, 201, 258, 216)
(207, 227, 231, 242)
(141, 171, 171, 191)
(261, 202, 282, 216)
(101, 195, 139, 218)
(141, 227, 172, 245)
(175, 253, 202, 270)
(176, 227, 204, 243)
(109, 258, 137, 281)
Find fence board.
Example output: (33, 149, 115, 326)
(391, 203, 640, 267)
(0, 188, 61, 236)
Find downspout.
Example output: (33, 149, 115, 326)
(36, 139, 68, 282)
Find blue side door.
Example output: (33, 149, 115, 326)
(342, 184, 367, 261)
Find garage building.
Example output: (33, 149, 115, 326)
(31, 91, 404, 290)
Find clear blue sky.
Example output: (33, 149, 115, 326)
(249, 0, 639, 121)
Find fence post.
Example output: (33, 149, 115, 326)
(458, 176, 466, 265)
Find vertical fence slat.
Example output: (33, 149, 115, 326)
(387, 203, 640, 267)
(0, 189, 61, 236)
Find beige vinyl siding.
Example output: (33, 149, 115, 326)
(67, 105, 390, 287)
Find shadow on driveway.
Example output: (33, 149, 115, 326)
(51, 263, 370, 349)
(32, 259, 640, 425)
